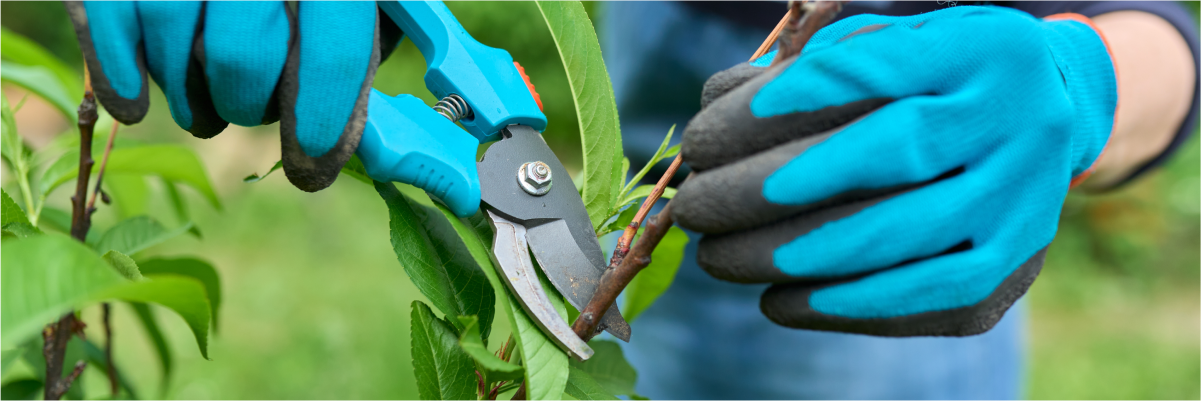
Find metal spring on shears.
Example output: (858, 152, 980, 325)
(433, 94, 472, 123)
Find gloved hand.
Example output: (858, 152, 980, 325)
(672, 6, 1117, 336)
(67, 1, 404, 191)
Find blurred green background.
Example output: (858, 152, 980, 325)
(1, 2, 1197, 399)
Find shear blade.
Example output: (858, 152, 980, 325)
(478, 125, 631, 341)
(486, 210, 594, 360)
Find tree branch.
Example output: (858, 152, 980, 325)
(46, 62, 100, 401)
(771, 0, 847, 67)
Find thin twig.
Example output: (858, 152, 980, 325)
(87, 120, 120, 214)
(103, 303, 118, 396)
(511, 383, 527, 401)
(46, 60, 100, 401)
(606, 155, 684, 268)
(752, 8, 795, 60)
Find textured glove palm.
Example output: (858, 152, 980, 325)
(672, 6, 1117, 336)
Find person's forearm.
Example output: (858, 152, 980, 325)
(1082, 11, 1196, 189)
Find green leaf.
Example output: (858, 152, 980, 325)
(623, 226, 689, 322)
(243, 160, 283, 183)
(0, 27, 82, 101)
(93, 216, 192, 256)
(619, 185, 676, 210)
(429, 200, 569, 400)
(41, 144, 220, 209)
(0, 61, 77, 122)
(129, 302, 172, 395)
(455, 315, 523, 383)
(138, 258, 222, 333)
(98, 276, 211, 359)
(535, 0, 624, 230)
(102, 250, 143, 280)
(1, 234, 125, 348)
(410, 301, 477, 400)
(1, 190, 38, 238)
(570, 340, 637, 396)
(564, 366, 619, 400)
(103, 174, 149, 219)
(0, 234, 212, 358)
(374, 181, 494, 335)
(340, 155, 372, 185)
(0, 378, 42, 400)
(621, 125, 676, 199)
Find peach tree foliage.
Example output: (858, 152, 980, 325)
(1, 27, 222, 400)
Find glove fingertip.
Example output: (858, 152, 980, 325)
(67, 1, 150, 125)
(699, 62, 765, 109)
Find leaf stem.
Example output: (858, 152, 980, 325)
(103, 303, 118, 396)
(86, 120, 119, 214)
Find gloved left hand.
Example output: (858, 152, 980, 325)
(671, 6, 1118, 336)
(67, 1, 403, 191)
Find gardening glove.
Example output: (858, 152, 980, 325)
(66, 1, 404, 192)
(672, 6, 1117, 336)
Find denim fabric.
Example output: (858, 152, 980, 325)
(599, 2, 1024, 398)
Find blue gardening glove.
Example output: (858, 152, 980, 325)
(671, 6, 1117, 336)
(67, 1, 404, 191)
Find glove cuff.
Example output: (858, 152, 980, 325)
(1041, 13, 1120, 187)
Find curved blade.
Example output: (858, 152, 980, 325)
(487, 210, 593, 360)
(479, 125, 631, 341)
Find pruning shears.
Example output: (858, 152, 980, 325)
(366, 1, 629, 360)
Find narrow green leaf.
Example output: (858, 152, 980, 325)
(0, 61, 77, 121)
(98, 276, 211, 359)
(620, 185, 676, 209)
(411, 301, 477, 400)
(0, 378, 42, 400)
(1, 234, 125, 348)
(103, 174, 149, 219)
(623, 226, 689, 322)
(162, 179, 202, 238)
(102, 250, 143, 280)
(0, 27, 82, 101)
(596, 205, 636, 238)
(564, 366, 619, 400)
(375, 181, 494, 335)
(138, 258, 222, 333)
(1, 190, 38, 238)
(93, 216, 192, 256)
(129, 302, 172, 395)
(570, 340, 637, 396)
(456, 315, 523, 383)
(42, 144, 220, 209)
(243, 160, 283, 183)
(621, 125, 675, 199)
(535, 0, 624, 230)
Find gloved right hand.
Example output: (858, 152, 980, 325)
(67, 1, 403, 191)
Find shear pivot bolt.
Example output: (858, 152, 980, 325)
(518, 161, 553, 196)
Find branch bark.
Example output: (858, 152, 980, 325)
(45, 63, 102, 401)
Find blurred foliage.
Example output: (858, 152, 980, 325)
(1, 1, 1197, 399)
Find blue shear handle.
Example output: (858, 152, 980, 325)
(379, 1, 547, 143)
(358, 89, 481, 217)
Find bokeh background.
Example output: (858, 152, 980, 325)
(2, 2, 1197, 399)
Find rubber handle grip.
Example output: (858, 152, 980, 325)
(357, 89, 481, 217)
(378, 1, 547, 142)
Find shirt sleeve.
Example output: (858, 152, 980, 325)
(1007, 1, 1200, 189)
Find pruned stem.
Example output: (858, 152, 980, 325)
(574, 203, 675, 342)
(771, 0, 847, 67)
